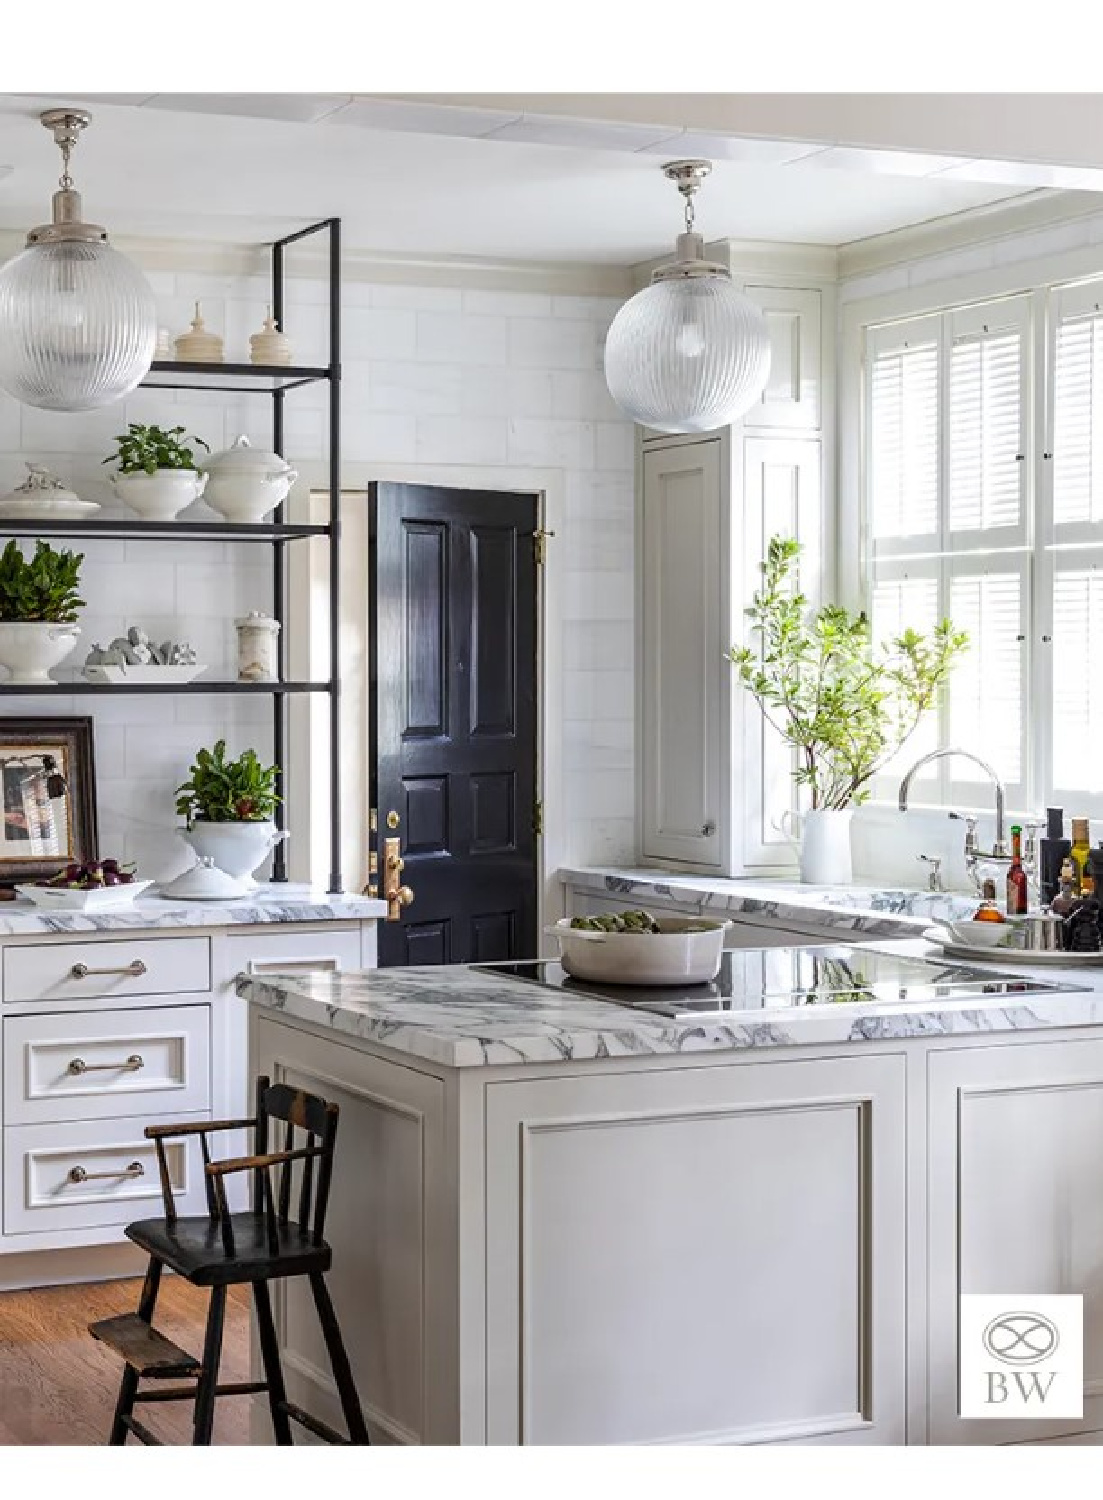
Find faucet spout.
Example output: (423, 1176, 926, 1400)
(897, 747, 1007, 855)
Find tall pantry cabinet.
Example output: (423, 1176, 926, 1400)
(637, 263, 834, 877)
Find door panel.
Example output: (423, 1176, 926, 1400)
(372, 483, 539, 967)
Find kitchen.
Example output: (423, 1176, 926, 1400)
(0, 65, 1101, 1464)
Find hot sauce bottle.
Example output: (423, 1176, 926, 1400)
(1006, 823, 1028, 916)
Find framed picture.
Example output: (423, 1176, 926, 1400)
(0, 717, 98, 885)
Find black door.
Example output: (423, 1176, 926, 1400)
(370, 483, 539, 966)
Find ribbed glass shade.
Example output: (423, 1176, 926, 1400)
(0, 240, 156, 411)
(604, 274, 772, 434)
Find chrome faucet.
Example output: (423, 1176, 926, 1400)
(897, 748, 1009, 892)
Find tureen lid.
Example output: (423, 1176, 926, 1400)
(0, 462, 81, 506)
(199, 434, 295, 475)
(162, 855, 249, 901)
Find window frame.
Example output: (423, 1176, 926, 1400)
(841, 246, 1103, 820)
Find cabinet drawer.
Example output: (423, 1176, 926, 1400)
(224, 926, 363, 981)
(4, 1111, 209, 1236)
(4, 936, 211, 1004)
(4, 1005, 211, 1126)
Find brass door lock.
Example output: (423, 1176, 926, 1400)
(382, 835, 414, 921)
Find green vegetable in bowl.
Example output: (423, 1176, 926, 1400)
(569, 909, 660, 934)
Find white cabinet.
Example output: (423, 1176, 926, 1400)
(638, 277, 831, 878)
(927, 1038, 1103, 1445)
(640, 439, 725, 868)
(483, 1052, 906, 1445)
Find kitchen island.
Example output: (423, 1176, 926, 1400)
(240, 941, 1103, 1448)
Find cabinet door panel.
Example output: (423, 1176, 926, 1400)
(928, 1040, 1103, 1444)
(640, 440, 725, 869)
(485, 1053, 906, 1445)
(739, 437, 822, 870)
(743, 287, 821, 431)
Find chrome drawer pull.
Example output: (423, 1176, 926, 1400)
(67, 1160, 145, 1184)
(67, 1053, 144, 1076)
(69, 959, 148, 980)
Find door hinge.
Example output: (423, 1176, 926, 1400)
(533, 798, 543, 837)
(534, 528, 556, 566)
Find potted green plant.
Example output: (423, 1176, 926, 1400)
(175, 738, 285, 885)
(729, 536, 968, 884)
(103, 423, 210, 521)
(0, 539, 85, 685)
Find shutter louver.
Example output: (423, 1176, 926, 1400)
(947, 572, 1023, 785)
(871, 575, 940, 779)
(869, 340, 939, 540)
(1054, 315, 1103, 527)
(1052, 568, 1103, 794)
(949, 330, 1023, 531)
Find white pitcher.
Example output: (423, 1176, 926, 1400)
(779, 807, 854, 887)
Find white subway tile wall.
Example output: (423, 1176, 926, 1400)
(0, 267, 635, 880)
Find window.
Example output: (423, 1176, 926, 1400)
(865, 297, 1030, 809)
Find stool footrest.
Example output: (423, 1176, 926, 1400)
(121, 1413, 164, 1446)
(281, 1398, 349, 1445)
(89, 1313, 201, 1379)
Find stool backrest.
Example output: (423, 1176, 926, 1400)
(254, 1075, 340, 1246)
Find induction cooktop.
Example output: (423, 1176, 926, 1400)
(475, 946, 1078, 1021)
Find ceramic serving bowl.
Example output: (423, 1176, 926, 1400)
(544, 915, 731, 986)
(112, 469, 208, 521)
(935, 917, 1013, 949)
(199, 435, 298, 523)
(0, 621, 80, 685)
(15, 879, 153, 911)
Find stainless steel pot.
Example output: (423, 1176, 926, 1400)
(1021, 911, 1064, 952)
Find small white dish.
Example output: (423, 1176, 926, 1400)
(15, 879, 153, 911)
(934, 918, 1014, 949)
(82, 663, 207, 685)
(923, 928, 1103, 966)
(0, 496, 101, 520)
(159, 858, 250, 902)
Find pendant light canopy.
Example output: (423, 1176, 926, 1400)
(0, 109, 156, 412)
(604, 161, 771, 435)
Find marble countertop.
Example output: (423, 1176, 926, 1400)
(0, 882, 388, 935)
(237, 940, 1103, 1071)
(560, 865, 982, 937)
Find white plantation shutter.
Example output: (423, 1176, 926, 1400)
(1053, 312, 1103, 527)
(865, 298, 1031, 809)
(949, 329, 1024, 532)
(1052, 565, 1103, 796)
(947, 569, 1024, 787)
(868, 336, 939, 541)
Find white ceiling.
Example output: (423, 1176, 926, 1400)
(0, 94, 1040, 262)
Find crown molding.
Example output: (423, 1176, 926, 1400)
(836, 188, 1103, 280)
(0, 227, 635, 297)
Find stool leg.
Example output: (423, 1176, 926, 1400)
(108, 1257, 163, 1446)
(253, 1281, 293, 1445)
(308, 1270, 370, 1445)
(192, 1285, 227, 1446)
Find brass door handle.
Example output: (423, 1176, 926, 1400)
(396, 886, 414, 908)
(382, 836, 415, 921)
(68, 1053, 144, 1076)
(68, 1160, 145, 1184)
(70, 959, 148, 980)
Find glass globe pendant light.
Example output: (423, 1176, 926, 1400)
(0, 109, 156, 411)
(604, 160, 771, 435)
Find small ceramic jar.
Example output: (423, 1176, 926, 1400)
(235, 611, 280, 682)
(249, 308, 293, 367)
(174, 302, 224, 363)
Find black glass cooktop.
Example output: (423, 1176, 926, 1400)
(475, 946, 1076, 1021)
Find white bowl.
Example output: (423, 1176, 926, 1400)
(937, 918, 1013, 949)
(0, 621, 80, 685)
(545, 915, 731, 987)
(112, 469, 207, 521)
(15, 879, 153, 911)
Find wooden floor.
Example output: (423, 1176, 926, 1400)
(0, 1276, 254, 1446)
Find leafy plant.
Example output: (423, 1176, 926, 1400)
(0, 539, 85, 622)
(104, 423, 210, 476)
(728, 536, 969, 810)
(175, 739, 280, 825)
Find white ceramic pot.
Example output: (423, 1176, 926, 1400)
(112, 469, 208, 521)
(179, 820, 288, 885)
(781, 807, 854, 886)
(544, 915, 731, 987)
(0, 621, 80, 685)
(199, 435, 298, 523)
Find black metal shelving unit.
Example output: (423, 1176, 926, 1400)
(0, 217, 344, 892)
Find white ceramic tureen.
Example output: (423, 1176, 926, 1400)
(198, 435, 298, 523)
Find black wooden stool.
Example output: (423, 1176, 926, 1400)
(89, 1075, 370, 1446)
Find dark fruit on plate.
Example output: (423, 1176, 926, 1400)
(35, 856, 138, 891)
